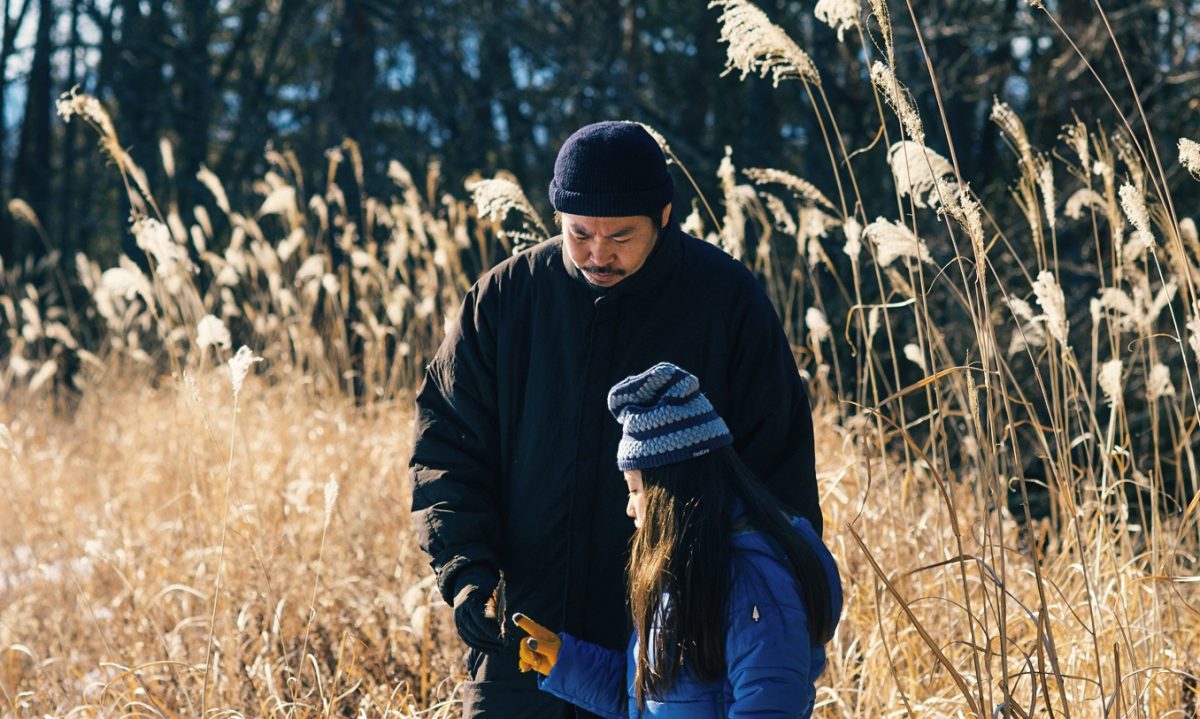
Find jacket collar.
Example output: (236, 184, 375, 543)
(561, 220, 683, 299)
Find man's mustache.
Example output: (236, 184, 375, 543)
(582, 265, 626, 276)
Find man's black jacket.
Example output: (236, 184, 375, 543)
(409, 223, 820, 713)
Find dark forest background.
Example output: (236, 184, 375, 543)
(1, 0, 1198, 272)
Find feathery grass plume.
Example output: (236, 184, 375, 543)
(58, 90, 158, 217)
(866, 305, 881, 340)
(19, 297, 42, 341)
(323, 475, 339, 530)
(1090, 287, 1138, 331)
(1061, 119, 1092, 176)
(1064, 188, 1106, 220)
(55, 87, 134, 185)
(134, 218, 193, 276)
(1182, 217, 1198, 244)
(1007, 296, 1046, 356)
(228, 346, 263, 398)
(1147, 281, 1177, 325)
(55, 87, 116, 138)
(102, 258, 156, 312)
(1089, 283, 1175, 334)
(863, 218, 931, 267)
(194, 204, 213, 242)
(744, 167, 838, 212)
(0, 422, 12, 458)
(9, 351, 32, 378)
(887, 141, 954, 208)
(257, 186, 297, 220)
(814, 0, 860, 42)
(843, 217, 862, 261)
(29, 360, 58, 394)
(1032, 270, 1068, 345)
(867, 0, 892, 50)
(1098, 358, 1124, 407)
(159, 137, 175, 179)
(709, 0, 821, 87)
(682, 204, 705, 237)
(990, 99, 1034, 170)
(1146, 363, 1175, 402)
(948, 186, 986, 275)
(1118, 183, 1154, 259)
(717, 146, 748, 260)
(44, 322, 77, 350)
(466, 175, 549, 254)
(903, 343, 926, 372)
(1112, 131, 1144, 191)
(798, 206, 839, 250)
(197, 315, 232, 351)
(197, 165, 231, 217)
(761, 193, 797, 236)
(8, 199, 46, 237)
(870, 62, 924, 145)
(806, 306, 832, 343)
(1180, 138, 1200, 180)
(1035, 155, 1056, 227)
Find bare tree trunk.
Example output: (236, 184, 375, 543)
(12, 0, 55, 261)
(59, 0, 81, 266)
(0, 0, 34, 265)
(175, 0, 214, 217)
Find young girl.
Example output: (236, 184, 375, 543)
(514, 362, 842, 718)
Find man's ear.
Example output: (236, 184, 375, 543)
(660, 203, 672, 229)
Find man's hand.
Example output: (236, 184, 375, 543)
(513, 612, 561, 676)
(452, 568, 504, 652)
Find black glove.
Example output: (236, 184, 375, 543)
(452, 567, 504, 652)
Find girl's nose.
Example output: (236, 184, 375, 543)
(626, 496, 635, 519)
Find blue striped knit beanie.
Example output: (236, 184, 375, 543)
(549, 121, 674, 218)
(607, 363, 733, 471)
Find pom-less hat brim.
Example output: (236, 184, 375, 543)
(550, 180, 674, 218)
(616, 432, 733, 471)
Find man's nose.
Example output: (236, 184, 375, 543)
(590, 238, 615, 263)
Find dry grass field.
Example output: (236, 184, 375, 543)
(4, 0, 1200, 715)
(3, 366, 1200, 716)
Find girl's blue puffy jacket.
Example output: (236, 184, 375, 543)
(537, 514, 842, 718)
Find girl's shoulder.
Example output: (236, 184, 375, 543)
(727, 522, 802, 609)
(728, 514, 842, 617)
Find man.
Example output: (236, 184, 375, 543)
(409, 121, 820, 717)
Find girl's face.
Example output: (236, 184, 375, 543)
(624, 470, 646, 529)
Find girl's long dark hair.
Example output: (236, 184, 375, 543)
(627, 445, 837, 708)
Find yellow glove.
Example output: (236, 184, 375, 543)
(513, 612, 561, 676)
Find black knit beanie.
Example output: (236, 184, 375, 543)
(549, 121, 674, 217)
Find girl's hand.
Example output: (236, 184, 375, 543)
(512, 612, 561, 676)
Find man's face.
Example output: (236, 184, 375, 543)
(561, 205, 671, 287)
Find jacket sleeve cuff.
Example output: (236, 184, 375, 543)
(537, 633, 627, 719)
(441, 562, 499, 606)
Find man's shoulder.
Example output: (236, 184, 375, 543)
(474, 236, 564, 294)
(677, 232, 758, 286)
(672, 232, 765, 308)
